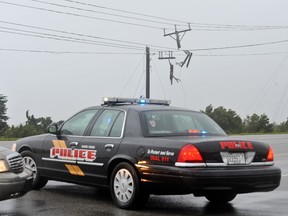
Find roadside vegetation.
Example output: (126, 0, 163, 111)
(203, 105, 288, 134)
(1, 94, 288, 139)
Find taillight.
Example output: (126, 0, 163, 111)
(177, 144, 203, 163)
(266, 145, 274, 161)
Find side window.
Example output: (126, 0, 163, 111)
(90, 110, 124, 137)
(110, 112, 125, 137)
(61, 110, 98, 136)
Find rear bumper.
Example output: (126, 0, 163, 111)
(0, 167, 33, 201)
(138, 165, 281, 195)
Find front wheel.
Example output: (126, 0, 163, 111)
(205, 192, 237, 203)
(110, 162, 149, 209)
(21, 150, 48, 190)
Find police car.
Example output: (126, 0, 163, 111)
(14, 97, 281, 209)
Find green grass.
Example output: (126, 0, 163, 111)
(0, 137, 17, 141)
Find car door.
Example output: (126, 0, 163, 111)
(41, 109, 99, 182)
(75, 108, 125, 185)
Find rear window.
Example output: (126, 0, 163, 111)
(142, 110, 226, 136)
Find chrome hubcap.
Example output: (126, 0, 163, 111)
(23, 156, 37, 180)
(114, 169, 134, 203)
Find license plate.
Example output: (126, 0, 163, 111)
(227, 153, 245, 165)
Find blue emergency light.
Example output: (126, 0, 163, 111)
(102, 97, 170, 106)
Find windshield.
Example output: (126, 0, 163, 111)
(142, 110, 226, 136)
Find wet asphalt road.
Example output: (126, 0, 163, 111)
(0, 134, 287, 216)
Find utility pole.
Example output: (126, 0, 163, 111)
(164, 24, 191, 49)
(146, 46, 150, 98)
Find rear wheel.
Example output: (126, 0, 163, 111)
(110, 162, 149, 209)
(21, 150, 48, 190)
(205, 192, 237, 203)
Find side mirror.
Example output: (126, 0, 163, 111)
(47, 123, 59, 134)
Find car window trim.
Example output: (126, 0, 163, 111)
(59, 108, 102, 137)
(140, 109, 226, 137)
(87, 108, 127, 139)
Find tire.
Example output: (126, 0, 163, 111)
(110, 162, 149, 209)
(21, 150, 48, 190)
(205, 192, 237, 203)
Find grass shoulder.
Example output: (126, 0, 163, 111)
(0, 137, 17, 141)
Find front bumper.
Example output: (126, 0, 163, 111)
(0, 167, 33, 201)
(137, 165, 281, 195)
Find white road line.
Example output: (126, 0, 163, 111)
(275, 153, 288, 156)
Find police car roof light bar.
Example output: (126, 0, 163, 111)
(102, 97, 170, 106)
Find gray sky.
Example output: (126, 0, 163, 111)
(1, 0, 288, 125)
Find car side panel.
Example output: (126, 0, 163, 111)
(73, 136, 122, 186)
(40, 134, 83, 182)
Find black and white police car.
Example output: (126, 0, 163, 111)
(14, 97, 281, 209)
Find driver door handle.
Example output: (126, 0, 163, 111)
(70, 142, 79, 148)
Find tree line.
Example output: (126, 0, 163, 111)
(1, 94, 288, 138)
(203, 105, 288, 134)
(0, 94, 62, 138)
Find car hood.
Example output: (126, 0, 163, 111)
(15, 134, 51, 152)
(0, 147, 14, 155)
(16, 134, 50, 143)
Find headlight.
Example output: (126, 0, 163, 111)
(0, 160, 9, 172)
(11, 143, 17, 152)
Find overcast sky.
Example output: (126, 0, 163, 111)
(1, 0, 288, 125)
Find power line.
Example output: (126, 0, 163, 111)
(0, 48, 144, 55)
(1, 19, 288, 54)
(150, 59, 167, 99)
(60, 0, 187, 26)
(273, 83, 288, 122)
(31, 0, 177, 28)
(2, 23, 288, 53)
(59, 0, 288, 31)
(246, 54, 288, 114)
(2, 24, 288, 54)
(1, 48, 287, 57)
(190, 52, 288, 57)
(133, 68, 146, 98)
(0, 1, 165, 30)
(278, 84, 288, 122)
(119, 53, 145, 97)
(2, 0, 288, 32)
(188, 39, 288, 52)
(0, 20, 178, 52)
(0, 28, 145, 50)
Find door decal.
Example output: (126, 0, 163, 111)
(65, 164, 85, 176)
(52, 140, 67, 148)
